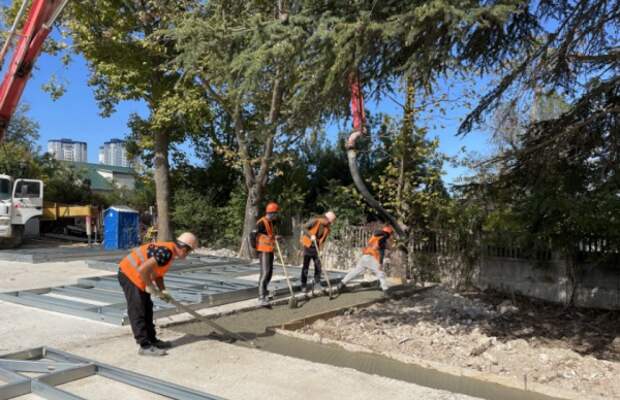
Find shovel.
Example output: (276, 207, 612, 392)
(274, 239, 298, 309)
(167, 296, 258, 348)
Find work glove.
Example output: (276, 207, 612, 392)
(310, 235, 317, 242)
(145, 284, 160, 297)
(159, 290, 173, 303)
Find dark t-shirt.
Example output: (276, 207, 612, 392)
(146, 244, 173, 267)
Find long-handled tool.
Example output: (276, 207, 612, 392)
(167, 296, 258, 348)
(274, 239, 298, 309)
(312, 237, 333, 299)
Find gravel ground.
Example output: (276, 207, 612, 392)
(300, 286, 620, 399)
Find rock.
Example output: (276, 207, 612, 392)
(470, 339, 494, 356)
(611, 337, 620, 352)
(482, 352, 498, 365)
(539, 353, 549, 363)
(313, 319, 327, 329)
(498, 300, 519, 315)
(508, 339, 530, 351)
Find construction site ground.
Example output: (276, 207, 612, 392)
(0, 257, 480, 400)
(298, 286, 620, 400)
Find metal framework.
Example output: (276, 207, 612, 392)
(0, 246, 129, 263)
(0, 255, 344, 325)
(0, 346, 223, 399)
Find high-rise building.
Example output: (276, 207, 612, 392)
(47, 139, 87, 162)
(99, 139, 132, 167)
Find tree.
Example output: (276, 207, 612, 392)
(455, 1, 619, 256)
(460, 0, 620, 139)
(0, 104, 41, 178)
(65, 0, 206, 241)
(284, 0, 531, 279)
(4, 104, 40, 150)
(173, 0, 330, 257)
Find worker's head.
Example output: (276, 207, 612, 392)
(266, 202, 279, 220)
(175, 232, 198, 259)
(324, 211, 336, 224)
(382, 225, 394, 236)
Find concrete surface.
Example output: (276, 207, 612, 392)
(0, 259, 480, 400)
(0, 260, 114, 291)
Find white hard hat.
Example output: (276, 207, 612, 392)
(325, 211, 336, 223)
(176, 232, 198, 250)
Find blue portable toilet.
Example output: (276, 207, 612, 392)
(103, 206, 140, 250)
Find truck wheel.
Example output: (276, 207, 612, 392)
(9, 225, 23, 248)
(0, 226, 22, 249)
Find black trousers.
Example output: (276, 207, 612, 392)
(258, 251, 274, 299)
(301, 247, 322, 288)
(118, 271, 157, 347)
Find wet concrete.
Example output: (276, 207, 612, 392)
(172, 289, 567, 400)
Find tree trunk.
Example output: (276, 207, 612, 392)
(237, 72, 283, 258)
(239, 186, 261, 259)
(153, 130, 172, 241)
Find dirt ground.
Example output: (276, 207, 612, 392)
(300, 286, 620, 399)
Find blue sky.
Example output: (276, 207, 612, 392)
(13, 28, 492, 185)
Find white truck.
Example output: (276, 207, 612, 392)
(0, 174, 43, 247)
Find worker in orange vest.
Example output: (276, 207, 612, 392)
(299, 211, 336, 295)
(255, 202, 280, 308)
(337, 225, 393, 295)
(117, 232, 198, 356)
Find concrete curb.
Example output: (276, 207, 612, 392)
(272, 323, 607, 400)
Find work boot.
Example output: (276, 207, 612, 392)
(336, 282, 349, 293)
(301, 286, 310, 295)
(313, 281, 326, 296)
(138, 345, 167, 357)
(152, 339, 173, 349)
(257, 297, 271, 308)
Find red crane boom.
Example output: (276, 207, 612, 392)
(0, 0, 69, 140)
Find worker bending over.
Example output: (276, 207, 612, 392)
(299, 211, 336, 294)
(337, 225, 393, 295)
(255, 202, 280, 308)
(118, 232, 198, 356)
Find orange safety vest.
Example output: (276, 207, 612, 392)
(362, 235, 383, 263)
(256, 216, 275, 253)
(301, 218, 330, 249)
(119, 242, 176, 291)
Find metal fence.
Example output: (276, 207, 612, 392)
(324, 224, 620, 263)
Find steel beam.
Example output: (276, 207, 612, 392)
(0, 360, 81, 373)
(45, 348, 224, 400)
(0, 380, 30, 400)
(0, 367, 30, 400)
(36, 364, 96, 386)
(30, 380, 86, 400)
(0, 347, 45, 361)
(0, 347, 223, 400)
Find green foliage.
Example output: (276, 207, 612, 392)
(98, 175, 156, 212)
(317, 181, 368, 226)
(171, 185, 246, 248)
(171, 188, 217, 244)
(0, 142, 42, 179)
(4, 105, 40, 150)
(40, 159, 94, 204)
(217, 185, 248, 247)
(371, 115, 448, 232)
